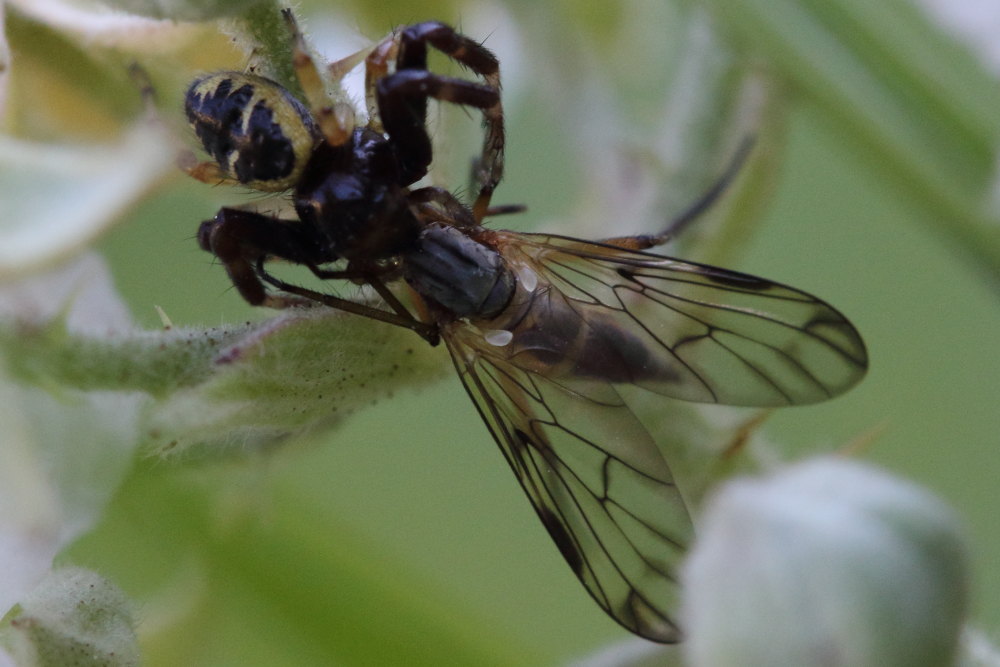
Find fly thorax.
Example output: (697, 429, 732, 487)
(403, 223, 514, 319)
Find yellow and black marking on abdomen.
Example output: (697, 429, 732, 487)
(185, 72, 319, 192)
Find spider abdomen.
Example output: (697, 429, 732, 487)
(185, 72, 318, 191)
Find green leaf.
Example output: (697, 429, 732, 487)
(0, 298, 450, 456)
(142, 307, 450, 454)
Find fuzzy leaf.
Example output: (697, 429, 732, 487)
(0, 567, 139, 667)
(0, 256, 142, 613)
(141, 308, 450, 455)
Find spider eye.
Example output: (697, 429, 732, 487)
(185, 72, 318, 192)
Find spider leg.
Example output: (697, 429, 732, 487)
(484, 203, 527, 217)
(397, 22, 504, 222)
(305, 261, 424, 331)
(366, 22, 504, 223)
(198, 207, 335, 308)
(377, 69, 498, 186)
(368, 276, 424, 325)
(327, 45, 371, 83)
(306, 261, 402, 286)
(408, 186, 477, 227)
(281, 8, 356, 147)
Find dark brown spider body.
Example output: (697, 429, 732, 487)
(186, 17, 506, 325)
(180, 9, 867, 643)
(186, 77, 425, 265)
(293, 127, 423, 261)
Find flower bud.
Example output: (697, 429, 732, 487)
(681, 457, 968, 667)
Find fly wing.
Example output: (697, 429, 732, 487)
(438, 229, 866, 640)
(493, 232, 868, 406)
(444, 330, 692, 643)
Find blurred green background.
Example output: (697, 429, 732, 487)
(22, 0, 997, 663)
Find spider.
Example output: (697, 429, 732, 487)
(183, 9, 868, 643)
(186, 12, 506, 344)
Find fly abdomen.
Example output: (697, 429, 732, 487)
(493, 288, 684, 388)
(404, 223, 514, 318)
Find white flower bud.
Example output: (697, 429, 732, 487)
(681, 457, 968, 667)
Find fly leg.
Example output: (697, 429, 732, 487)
(257, 263, 441, 345)
(602, 138, 754, 251)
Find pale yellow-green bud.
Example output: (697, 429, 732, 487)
(681, 458, 968, 667)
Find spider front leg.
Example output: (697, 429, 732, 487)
(400, 22, 504, 220)
(377, 70, 498, 184)
(198, 208, 335, 308)
(201, 209, 439, 343)
(372, 22, 505, 222)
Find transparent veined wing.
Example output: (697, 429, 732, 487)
(443, 328, 693, 643)
(439, 229, 866, 641)
(487, 232, 868, 406)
